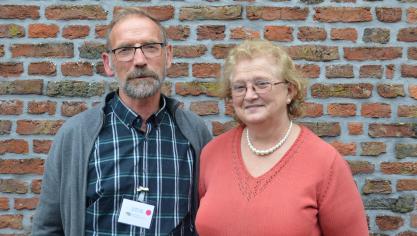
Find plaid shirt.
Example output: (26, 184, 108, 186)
(85, 95, 194, 236)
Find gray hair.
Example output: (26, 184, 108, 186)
(105, 7, 167, 50)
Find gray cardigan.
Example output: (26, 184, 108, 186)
(32, 92, 212, 236)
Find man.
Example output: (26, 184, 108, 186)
(32, 7, 212, 236)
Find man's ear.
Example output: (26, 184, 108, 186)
(102, 52, 115, 77)
(165, 44, 173, 69)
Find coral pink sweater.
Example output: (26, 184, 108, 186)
(196, 126, 368, 236)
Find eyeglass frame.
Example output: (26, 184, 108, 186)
(110, 42, 166, 61)
(231, 80, 288, 97)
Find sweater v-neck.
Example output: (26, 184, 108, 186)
(231, 125, 305, 201)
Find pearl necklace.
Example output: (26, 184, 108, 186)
(246, 121, 293, 156)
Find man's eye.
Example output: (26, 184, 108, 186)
(117, 48, 133, 54)
(143, 44, 159, 51)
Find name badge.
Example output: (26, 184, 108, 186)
(118, 198, 155, 229)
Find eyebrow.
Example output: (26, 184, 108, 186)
(113, 41, 160, 49)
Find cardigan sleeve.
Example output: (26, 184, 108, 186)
(318, 152, 369, 236)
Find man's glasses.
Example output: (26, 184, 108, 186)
(231, 80, 288, 97)
(111, 43, 165, 61)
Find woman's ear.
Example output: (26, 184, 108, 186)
(102, 52, 115, 77)
(286, 82, 297, 104)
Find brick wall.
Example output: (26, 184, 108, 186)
(0, 0, 416, 235)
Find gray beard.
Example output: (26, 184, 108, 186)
(123, 78, 161, 99)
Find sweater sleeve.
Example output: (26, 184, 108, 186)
(318, 152, 368, 236)
(32, 131, 65, 236)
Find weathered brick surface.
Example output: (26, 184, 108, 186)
(0, 1, 416, 234)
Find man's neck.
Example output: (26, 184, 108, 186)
(119, 91, 161, 122)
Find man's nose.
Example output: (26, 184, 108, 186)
(132, 49, 147, 66)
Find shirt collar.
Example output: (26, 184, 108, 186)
(110, 93, 167, 129)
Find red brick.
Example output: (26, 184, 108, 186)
(175, 82, 220, 97)
(0, 214, 23, 229)
(360, 65, 383, 79)
(11, 43, 74, 58)
(376, 215, 404, 230)
(325, 65, 353, 78)
(114, 6, 174, 21)
(410, 85, 417, 100)
(301, 102, 323, 117)
(361, 142, 386, 156)
(95, 62, 106, 76)
(330, 28, 357, 42)
(212, 121, 239, 136)
(408, 48, 417, 60)
(28, 62, 56, 76)
(0, 5, 39, 19)
(386, 64, 395, 79)
(246, 6, 308, 21)
(330, 141, 356, 156)
(162, 81, 172, 97)
(46, 5, 107, 20)
(401, 65, 417, 78)
(301, 122, 341, 137)
(28, 101, 56, 115)
(33, 140, 52, 154)
(296, 64, 320, 78)
(398, 105, 417, 118)
(28, 24, 59, 38)
(348, 122, 363, 135)
(192, 63, 221, 78)
(212, 44, 236, 59)
(314, 7, 372, 22)
(397, 179, 417, 191)
(230, 27, 260, 40)
(0, 179, 28, 193)
(0, 80, 43, 95)
(0, 120, 12, 135)
(0, 139, 29, 154)
(264, 26, 293, 42)
(311, 83, 372, 98)
(297, 27, 326, 41)
(180, 5, 242, 20)
(197, 25, 225, 40)
(287, 45, 339, 61)
(328, 103, 356, 117)
(0, 24, 25, 38)
(62, 25, 89, 39)
(0, 197, 8, 210)
(0, 159, 44, 175)
(0, 100, 23, 115)
(173, 45, 207, 58)
(16, 120, 64, 135)
(347, 160, 374, 175)
(61, 62, 93, 76)
(95, 25, 108, 38)
(412, 215, 417, 228)
(398, 27, 417, 42)
(376, 8, 402, 23)
(0, 45, 4, 57)
(166, 25, 190, 41)
(363, 179, 392, 194)
(31, 179, 42, 194)
(14, 198, 38, 210)
(397, 231, 417, 236)
(407, 7, 417, 23)
(167, 63, 188, 78)
(381, 162, 417, 175)
(61, 101, 88, 117)
(369, 123, 416, 138)
(377, 84, 405, 98)
(344, 47, 402, 61)
(361, 103, 391, 118)
(0, 62, 23, 77)
(190, 101, 219, 116)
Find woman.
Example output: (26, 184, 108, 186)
(195, 40, 368, 236)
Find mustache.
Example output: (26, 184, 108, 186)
(126, 68, 159, 81)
